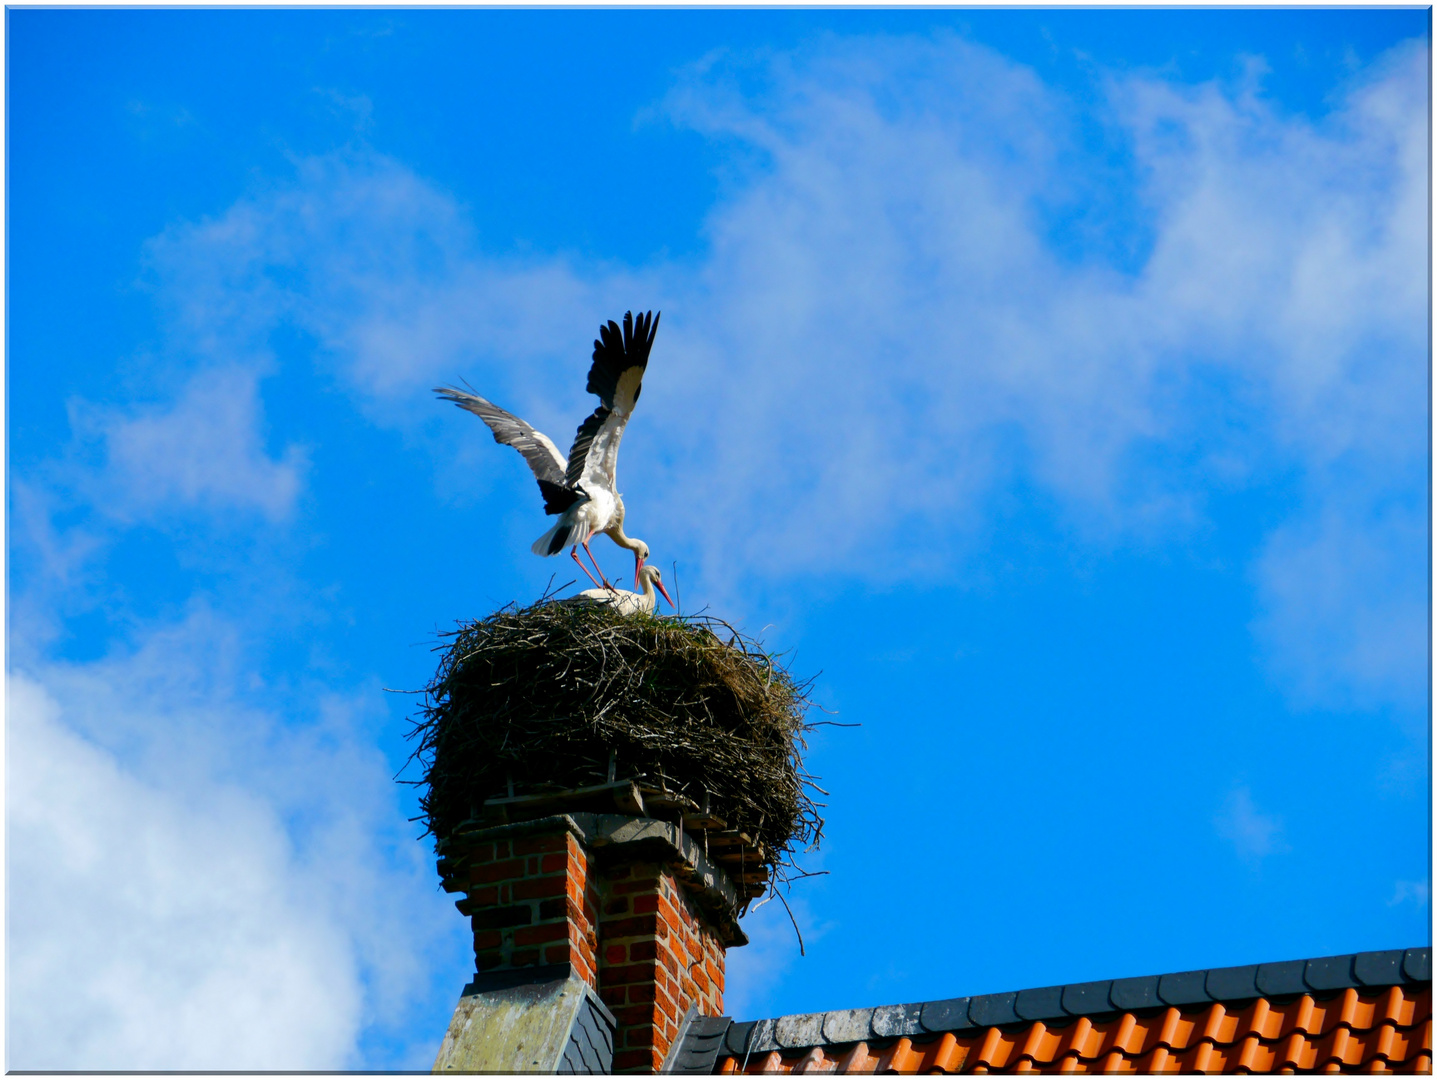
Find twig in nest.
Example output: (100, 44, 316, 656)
(774, 886, 806, 957)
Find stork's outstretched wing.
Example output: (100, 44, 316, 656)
(435, 386, 580, 515)
(565, 310, 660, 490)
(586, 310, 659, 414)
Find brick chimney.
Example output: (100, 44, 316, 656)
(432, 808, 757, 1073)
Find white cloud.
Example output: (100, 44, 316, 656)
(72, 365, 306, 522)
(1388, 880, 1430, 907)
(8, 478, 105, 588)
(37, 37, 1427, 716)
(139, 37, 1423, 622)
(7, 673, 358, 1069)
(1215, 786, 1287, 863)
(6, 608, 469, 1070)
(1114, 42, 1428, 467)
(142, 153, 634, 419)
(1253, 498, 1427, 713)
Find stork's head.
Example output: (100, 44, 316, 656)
(632, 541, 651, 588)
(641, 564, 675, 610)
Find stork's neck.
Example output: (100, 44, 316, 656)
(608, 519, 646, 554)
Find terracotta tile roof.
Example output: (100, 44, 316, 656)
(681, 947, 1431, 1074)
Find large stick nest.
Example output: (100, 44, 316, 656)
(407, 598, 824, 868)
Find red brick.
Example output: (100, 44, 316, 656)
(470, 858, 526, 884)
(515, 833, 567, 856)
(512, 875, 566, 901)
(602, 962, 654, 985)
(611, 1004, 654, 1027)
(612, 1049, 654, 1072)
(463, 841, 496, 864)
(513, 923, 568, 947)
(466, 885, 499, 908)
(472, 905, 532, 930)
(600, 915, 658, 938)
(458, 839, 731, 1049)
(476, 951, 504, 971)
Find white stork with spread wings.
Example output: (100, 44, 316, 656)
(436, 310, 660, 591)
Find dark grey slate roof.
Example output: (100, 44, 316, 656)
(667, 1015, 733, 1074)
(558, 988, 615, 1074)
(674, 946, 1430, 1069)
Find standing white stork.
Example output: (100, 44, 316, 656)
(436, 310, 660, 591)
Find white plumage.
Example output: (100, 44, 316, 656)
(436, 311, 660, 590)
(564, 564, 674, 616)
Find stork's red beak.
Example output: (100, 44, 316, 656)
(655, 577, 674, 609)
(634, 557, 645, 590)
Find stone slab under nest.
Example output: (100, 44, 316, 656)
(406, 598, 824, 887)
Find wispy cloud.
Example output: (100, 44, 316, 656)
(1388, 880, 1430, 907)
(1253, 498, 1428, 713)
(1215, 786, 1287, 864)
(113, 33, 1427, 714)
(70, 366, 307, 523)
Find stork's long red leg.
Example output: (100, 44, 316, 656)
(571, 547, 605, 590)
(582, 539, 615, 591)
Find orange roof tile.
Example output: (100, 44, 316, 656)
(711, 988, 1430, 1073)
(681, 949, 1432, 1075)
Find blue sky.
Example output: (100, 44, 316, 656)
(6, 7, 1430, 1070)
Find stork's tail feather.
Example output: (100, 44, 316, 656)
(532, 523, 571, 557)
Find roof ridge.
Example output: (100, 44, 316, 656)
(714, 946, 1431, 1059)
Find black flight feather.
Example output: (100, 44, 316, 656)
(538, 479, 582, 516)
(586, 309, 660, 408)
